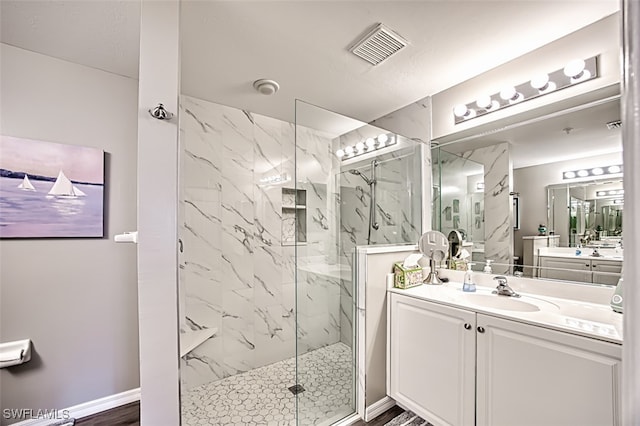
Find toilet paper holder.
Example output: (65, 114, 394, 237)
(0, 339, 32, 369)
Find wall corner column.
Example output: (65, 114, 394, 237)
(621, 0, 640, 422)
(137, 0, 181, 424)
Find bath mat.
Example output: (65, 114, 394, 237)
(384, 410, 431, 426)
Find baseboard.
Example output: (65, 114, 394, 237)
(11, 388, 141, 426)
(365, 396, 396, 422)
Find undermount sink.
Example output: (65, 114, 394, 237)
(464, 294, 559, 312)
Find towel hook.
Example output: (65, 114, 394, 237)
(148, 103, 174, 121)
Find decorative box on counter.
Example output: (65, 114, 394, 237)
(393, 261, 424, 289)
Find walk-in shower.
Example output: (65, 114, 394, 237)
(348, 160, 379, 244)
(176, 94, 422, 425)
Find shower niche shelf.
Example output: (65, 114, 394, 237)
(282, 188, 307, 246)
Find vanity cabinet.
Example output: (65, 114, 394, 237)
(538, 256, 591, 282)
(539, 256, 622, 285)
(522, 235, 560, 277)
(388, 293, 476, 426)
(591, 259, 624, 285)
(476, 314, 621, 426)
(388, 292, 622, 426)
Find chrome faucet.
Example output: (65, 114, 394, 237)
(492, 276, 520, 297)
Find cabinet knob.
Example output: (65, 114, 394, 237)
(464, 323, 472, 330)
(477, 326, 485, 333)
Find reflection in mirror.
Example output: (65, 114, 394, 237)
(432, 148, 485, 266)
(433, 96, 623, 286)
(548, 178, 623, 248)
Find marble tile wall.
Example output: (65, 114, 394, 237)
(178, 95, 339, 391)
(464, 143, 514, 274)
(434, 145, 512, 273)
(295, 125, 343, 356)
(336, 143, 422, 347)
(371, 96, 432, 233)
(436, 151, 483, 243)
(333, 97, 431, 349)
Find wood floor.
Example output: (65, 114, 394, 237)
(351, 405, 405, 425)
(74, 401, 404, 425)
(75, 402, 139, 426)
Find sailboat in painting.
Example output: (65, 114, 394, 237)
(17, 174, 36, 191)
(47, 170, 86, 198)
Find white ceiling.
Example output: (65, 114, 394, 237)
(0, 0, 622, 166)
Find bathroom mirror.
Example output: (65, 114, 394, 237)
(548, 178, 623, 248)
(432, 95, 623, 286)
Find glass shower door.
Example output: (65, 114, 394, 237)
(294, 100, 359, 425)
(294, 100, 423, 425)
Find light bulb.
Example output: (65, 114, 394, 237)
(499, 86, 514, 100)
(355, 142, 365, 152)
(365, 138, 375, 148)
(476, 95, 493, 109)
(564, 59, 586, 78)
(617, 190, 624, 195)
(377, 133, 389, 144)
(345, 146, 354, 155)
(454, 104, 469, 118)
(608, 190, 617, 195)
(596, 191, 606, 197)
(564, 171, 576, 179)
(591, 167, 604, 175)
(336, 149, 345, 158)
(531, 74, 556, 92)
(608, 165, 621, 173)
(500, 87, 522, 104)
(577, 170, 589, 177)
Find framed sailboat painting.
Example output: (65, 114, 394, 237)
(0, 135, 105, 238)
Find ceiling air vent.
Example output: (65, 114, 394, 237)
(606, 120, 622, 130)
(349, 23, 408, 66)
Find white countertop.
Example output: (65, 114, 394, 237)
(388, 281, 623, 344)
(538, 246, 623, 261)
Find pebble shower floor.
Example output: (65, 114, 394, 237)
(182, 342, 354, 426)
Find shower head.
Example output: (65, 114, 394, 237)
(348, 169, 373, 185)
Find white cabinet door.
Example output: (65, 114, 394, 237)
(388, 293, 476, 426)
(592, 259, 622, 285)
(476, 314, 622, 426)
(539, 256, 592, 282)
(593, 271, 622, 285)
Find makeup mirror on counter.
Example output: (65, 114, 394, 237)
(432, 95, 623, 286)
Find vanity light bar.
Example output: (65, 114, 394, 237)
(562, 164, 622, 180)
(335, 133, 396, 160)
(453, 56, 598, 124)
(596, 189, 624, 197)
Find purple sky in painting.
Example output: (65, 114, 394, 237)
(0, 135, 103, 184)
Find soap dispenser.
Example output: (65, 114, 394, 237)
(483, 259, 493, 274)
(463, 262, 476, 292)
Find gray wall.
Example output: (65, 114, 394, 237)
(0, 44, 139, 423)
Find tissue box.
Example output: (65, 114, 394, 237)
(393, 262, 423, 289)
